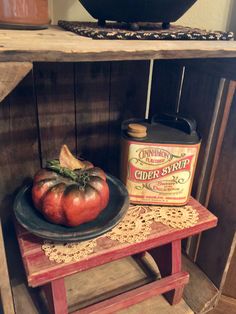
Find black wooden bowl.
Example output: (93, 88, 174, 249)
(14, 174, 129, 242)
(79, 0, 197, 28)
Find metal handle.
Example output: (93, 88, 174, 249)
(151, 113, 197, 135)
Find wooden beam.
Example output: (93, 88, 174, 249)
(0, 62, 32, 102)
(0, 220, 15, 314)
(0, 27, 236, 62)
(76, 272, 189, 314)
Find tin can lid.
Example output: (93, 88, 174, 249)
(122, 115, 201, 144)
(127, 123, 147, 138)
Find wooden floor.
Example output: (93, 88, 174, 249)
(209, 295, 236, 314)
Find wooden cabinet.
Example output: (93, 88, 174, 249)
(0, 26, 236, 312)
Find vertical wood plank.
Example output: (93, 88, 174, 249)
(0, 72, 39, 222)
(204, 81, 236, 206)
(0, 98, 11, 222)
(0, 219, 15, 314)
(148, 60, 186, 250)
(149, 60, 184, 117)
(34, 62, 76, 165)
(178, 65, 222, 258)
(191, 80, 235, 262)
(196, 87, 236, 289)
(223, 238, 236, 299)
(178, 66, 221, 200)
(109, 60, 149, 176)
(75, 62, 110, 171)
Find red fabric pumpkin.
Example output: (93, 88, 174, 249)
(32, 160, 109, 227)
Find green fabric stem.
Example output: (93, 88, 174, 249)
(46, 160, 91, 188)
(46, 160, 78, 181)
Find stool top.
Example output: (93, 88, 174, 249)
(15, 197, 217, 287)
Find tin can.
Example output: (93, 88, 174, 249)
(121, 114, 201, 205)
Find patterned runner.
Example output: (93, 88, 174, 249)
(58, 21, 234, 41)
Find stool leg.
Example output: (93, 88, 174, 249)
(148, 240, 183, 305)
(43, 278, 68, 314)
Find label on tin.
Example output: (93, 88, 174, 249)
(126, 142, 200, 205)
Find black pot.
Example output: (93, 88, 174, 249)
(79, 0, 197, 26)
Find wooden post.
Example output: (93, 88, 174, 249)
(43, 278, 68, 314)
(148, 240, 183, 305)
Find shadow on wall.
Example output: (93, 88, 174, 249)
(228, 0, 236, 32)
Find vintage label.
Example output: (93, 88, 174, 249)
(125, 142, 200, 205)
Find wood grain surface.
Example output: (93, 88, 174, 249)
(209, 295, 236, 314)
(223, 238, 236, 298)
(0, 72, 40, 222)
(0, 27, 235, 62)
(176, 59, 236, 82)
(108, 60, 149, 176)
(196, 85, 236, 289)
(76, 272, 189, 314)
(0, 62, 32, 102)
(178, 66, 221, 201)
(8, 250, 193, 314)
(0, 220, 15, 314)
(75, 62, 110, 170)
(0, 56, 234, 310)
(34, 63, 76, 166)
(182, 255, 219, 314)
(149, 60, 184, 117)
(149, 240, 183, 305)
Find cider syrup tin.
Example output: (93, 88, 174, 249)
(121, 114, 201, 206)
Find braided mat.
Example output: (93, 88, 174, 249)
(58, 21, 234, 41)
(42, 204, 198, 263)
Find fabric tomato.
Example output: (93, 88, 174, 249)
(32, 160, 109, 227)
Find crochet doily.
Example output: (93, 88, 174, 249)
(42, 205, 199, 263)
(107, 205, 152, 243)
(42, 239, 97, 263)
(148, 205, 199, 229)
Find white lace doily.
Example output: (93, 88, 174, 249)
(42, 204, 199, 263)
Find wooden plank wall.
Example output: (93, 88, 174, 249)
(34, 63, 76, 165)
(1, 58, 236, 300)
(0, 72, 40, 224)
(150, 60, 222, 204)
(150, 59, 236, 296)
(197, 87, 236, 289)
(0, 61, 149, 223)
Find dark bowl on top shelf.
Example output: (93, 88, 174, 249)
(79, 0, 197, 28)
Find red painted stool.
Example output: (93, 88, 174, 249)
(15, 197, 217, 314)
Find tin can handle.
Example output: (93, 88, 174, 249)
(151, 113, 197, 135)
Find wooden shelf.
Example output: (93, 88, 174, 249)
(0, 26, 235, 62)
